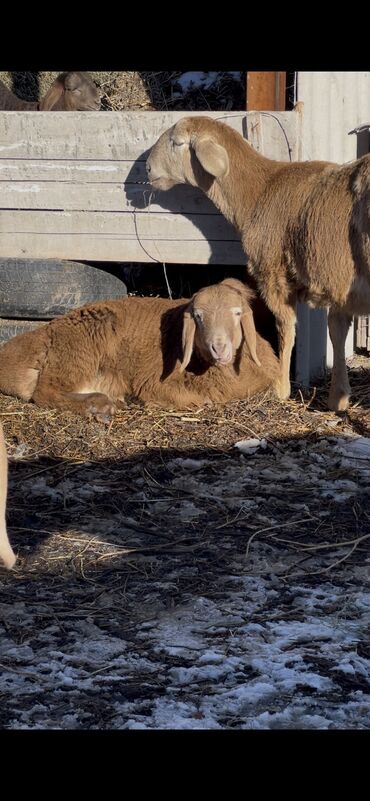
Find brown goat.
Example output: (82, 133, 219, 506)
(0, 279, 279, 420)
(0, 423, 16, 570)
(0, 72, 101, 111)
(146, 115, 370, 412)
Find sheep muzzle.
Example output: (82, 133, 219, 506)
(207, 340, 233, 365)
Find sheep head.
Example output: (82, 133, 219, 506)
(147, 117, 229, 191)
(39, 72, 101, 111)
(180, 278, 261, 372)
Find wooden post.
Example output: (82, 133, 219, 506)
(246, 72, 286, 111)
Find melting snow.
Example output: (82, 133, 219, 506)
(1, 433, 370, 729)
(174, 71, 242, 94)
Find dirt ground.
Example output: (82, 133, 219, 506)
(1, 362, 370, 729)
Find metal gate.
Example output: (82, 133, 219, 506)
(350, 123, 370, 353)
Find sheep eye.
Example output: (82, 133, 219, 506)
(232, 307, 242, 317)
(193, 310, 203, 322)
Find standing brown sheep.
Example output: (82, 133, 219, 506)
(0, 279, 279, 420)
(146, 115, 370, 412)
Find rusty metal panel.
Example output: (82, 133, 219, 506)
(247, 72, 286, 111)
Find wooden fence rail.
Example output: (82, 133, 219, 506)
(0, 110, 301, 264)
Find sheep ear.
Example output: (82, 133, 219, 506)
(221, 278, 254, 300)
(180, 310, 196, 372)
(193, 137, 229, 178)
(240, 307, 261, 367)
(39, 78, 64, 110)
(172, 124, 190, 146)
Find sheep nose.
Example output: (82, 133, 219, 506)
(210, 342, 227, 359)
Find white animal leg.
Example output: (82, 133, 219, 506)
(0, 424, 16, 569)
(272, 303, 297, 400)
(328, 309, 352, 412)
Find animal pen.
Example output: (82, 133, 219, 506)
(2, 86, 370, 730)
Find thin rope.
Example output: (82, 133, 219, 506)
(131, 188, 166, 265)
(131, 197, 172, 298)
(162, 263, 172, 299)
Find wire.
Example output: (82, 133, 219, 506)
(258, 111, 293, 162)
(162, 263, 172, 299)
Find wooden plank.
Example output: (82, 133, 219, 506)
(0, 111, 299, 171)
(0, 110, 301, 265)
(0, 259, 127, 318)
(0, 234, 246, 264)
(0, 319, 46, 344)
(0, 210, 240, 241)
(0, 181, 221, 215)
(0, 159, 147, 183)
(246, 72, 286, 111)
(0, 111, 246, 160)
(354, 319, 360, 349)
(355, 316, 370, 351)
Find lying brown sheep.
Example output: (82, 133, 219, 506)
(0, 423, 16, 570)
(0, 279, 279, 420)
(0, 72, 101, 111)
(146, 115, 370, 412)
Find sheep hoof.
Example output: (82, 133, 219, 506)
(85, 395, 116, 423)
(274, 378, 291, 401)
(327, 391, 350, 412)
(0, 549, 17, 570)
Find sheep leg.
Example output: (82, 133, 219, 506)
(146, 381, 215, 409)
(270, 302, 297, 400)
(32, 383, 116, 422)
(0, 424, 16, 569)
(327, 309, 352, 412)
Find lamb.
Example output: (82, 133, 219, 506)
(0, 279, 279, 420)
(146, 115, 370, 412)
(0, 72, 101, 111)
(0, 423, 16, 570)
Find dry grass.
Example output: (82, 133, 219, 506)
(1, 365, 370, 583)
(0, 71, 246, 111)
(0, 381, 356, 465)
(2, 361, 369, 478)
